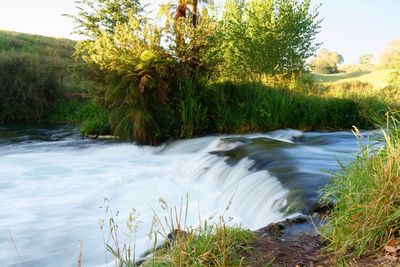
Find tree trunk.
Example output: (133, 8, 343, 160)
(192, 0, 198, 27)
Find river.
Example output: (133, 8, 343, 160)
(0, 124, 361, 267)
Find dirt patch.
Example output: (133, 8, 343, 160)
(250, 233, 322, 267)
(249, 216, 400, 267)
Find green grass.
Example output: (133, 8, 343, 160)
(145, 224, 254, 267)
(0, 30, 88, 93)
(312, 69, 394, 89)
(102, 197, 255, 267)
(202, 81, 387, 135)
(321, 112, 400, 261)
(45, 100, 110, 136)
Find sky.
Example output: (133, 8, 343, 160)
(0, 0, 399, 63)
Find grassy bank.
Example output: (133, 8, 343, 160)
(0, 30, 86, 93)
(321, 112, 400, 262)
(201, 81, 386, 135)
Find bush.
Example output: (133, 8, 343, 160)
(0, 53, 61, 122)
(381, 85, 400, 107)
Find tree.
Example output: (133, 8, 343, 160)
(219, 0, 321, 78)
(69, 0, 143, 38)
(380, 39, 400, 68)
(310, 48, 344, 74)
(359, 53, 375, 65)
(158, 0, 218, 80)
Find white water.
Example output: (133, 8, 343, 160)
(0, 127, 358, 267)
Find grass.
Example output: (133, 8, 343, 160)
(102, 197, 255, 267)
(145, 222, 254, 267)
(202, 81, 387, 135)
(0, 30, 88, 93)
(312, 69, 394, 89)
(321, 112, 400, 261)
(45, 100, 110, 136)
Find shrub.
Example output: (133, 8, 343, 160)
(0, 53, 61, 122)
(381, 85, 400, 107)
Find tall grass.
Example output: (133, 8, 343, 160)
(321, 112, 400, 260)
(102, 197, 255, 267)
(0, 30, 89, 94)
(203, 81, 386, 135)
(45, 100, 110, 136)
(0, 53, 61, 122)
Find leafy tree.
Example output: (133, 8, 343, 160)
(380, 39, 400, 68)
(158, 0, 219, 80)
(219, 0, 321, 78)
(310, 48, 344, 74)
(69, 0, 143, 38)
(359, 53, 375, 65)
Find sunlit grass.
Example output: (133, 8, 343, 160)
(321, 112, 400, 261)
(312, 69, 394, 89)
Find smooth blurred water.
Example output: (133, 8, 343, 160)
(0, 124, 363, 267)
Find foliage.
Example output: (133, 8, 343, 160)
(0, 53, 61, 122)
(203, 81, 385, 133)
(310, 48, 344, 74)
(45, 100, 110, 136)
(161, 2, 221, 81)
(390, 52, 400, 86)
(379, 38, 400, 68)
(74, 8, 180, 144)
(359, 53, 375, 65)
(381, 86, 400, 108)
(71, 0, 323, 144)
(218, 0, 321, 78)
(69, 0, 143, 38)
(321, 113, 400, 260)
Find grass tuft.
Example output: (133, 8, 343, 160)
(321, 112, 400, 260)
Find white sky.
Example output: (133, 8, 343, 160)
(0, 0, 399, 63)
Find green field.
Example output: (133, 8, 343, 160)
(312, 69, 394, 89)
(0, 30, 86, 93)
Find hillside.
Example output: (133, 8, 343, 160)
(312, 69, 394, 89)
(0, 30, 86, 93)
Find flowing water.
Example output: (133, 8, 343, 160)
(0, 124, 363, 267)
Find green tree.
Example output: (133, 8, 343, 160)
(310, 48, 344, 74)
(359, 53, 375, 65)
(219, 0, 321, 78)
(158, 0, 219, 80)
(69, 0, 143, 38)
